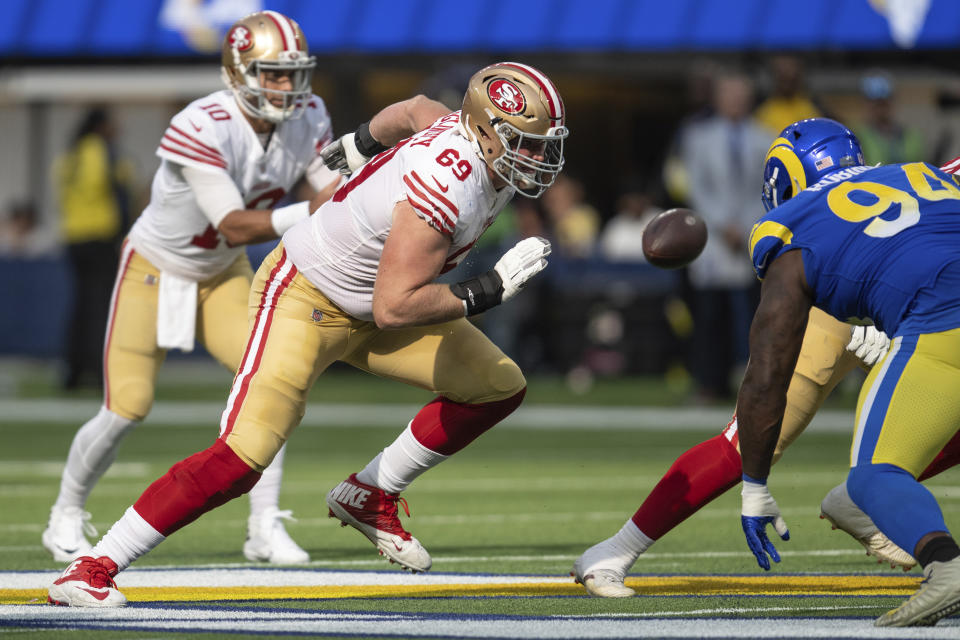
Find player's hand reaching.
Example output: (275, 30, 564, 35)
(494, 236, 551, 303)
(846, 325, 890, 367)
(450, 237, 551, 316)
(320, 122, 389, 175)
(741, 476, 790, 571)
(319, 133, 368, 175)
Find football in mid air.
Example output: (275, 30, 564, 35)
(641, 208, 707, 269)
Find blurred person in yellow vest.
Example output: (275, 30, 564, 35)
(854, 71, 927, 165)
(55, 106, 135, 389)
(754, 55, 823, 135)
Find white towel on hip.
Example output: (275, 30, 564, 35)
(156, 271, 198, 352)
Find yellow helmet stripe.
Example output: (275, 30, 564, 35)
(766, 145, 807, 194)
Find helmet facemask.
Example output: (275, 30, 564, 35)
(226, 53, 315, 124)
(490, 120, 568, 198)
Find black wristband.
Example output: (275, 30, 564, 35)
(449, 270, 504, 316)
(354, 121, 389, 158)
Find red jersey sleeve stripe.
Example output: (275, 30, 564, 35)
(403, 175, 455, 230)
(159, 143, 228, 169)
(410, 170, 459, 218)
(168, 125, 224, 157)
(163, 132, 226, 165)
(407, 197, 453, 237)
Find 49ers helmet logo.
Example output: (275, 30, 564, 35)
(227, 25, 253, 52)
(488, 79, 526, 115)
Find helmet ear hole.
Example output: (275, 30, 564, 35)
(782, 185, 793, 202)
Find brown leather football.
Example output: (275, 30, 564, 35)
(641, 208, 708, 269)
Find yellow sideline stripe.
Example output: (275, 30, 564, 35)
(2, 575, 920, 605)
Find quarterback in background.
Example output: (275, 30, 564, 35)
(42, 11, 341, 566)
(47, 61, 567, 607)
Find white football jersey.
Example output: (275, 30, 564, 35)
(284, 111, 514, 320)
(128, 89, 334, 281)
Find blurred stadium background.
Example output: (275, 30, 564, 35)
(2, 0, 960, 400)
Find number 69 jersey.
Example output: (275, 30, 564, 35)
(128, 89, 334, 281)
(748, 161, 960, 336)
(284, 111, 514, 321)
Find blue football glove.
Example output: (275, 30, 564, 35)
(741, 475, 790, 571)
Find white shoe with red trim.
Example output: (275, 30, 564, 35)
(326, 473, 431, 573)
(48, 556, 126, 607)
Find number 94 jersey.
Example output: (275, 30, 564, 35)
(749, 162, 960, 336)
(129, 89, 333, 281)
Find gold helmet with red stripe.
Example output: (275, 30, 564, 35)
(461, 62, 568, 197)
(221, 11, 316, 123)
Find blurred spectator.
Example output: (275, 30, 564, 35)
(0, 200, 56, 258)
(599, 187, 663, 263)
(682, 71, 769, 402)
(854, 71, 926, 165)
(54, 106, 136, 390)
(541, 174, 600, 258)
(754, 55, 824, 134)
(663, 60, 720, 205)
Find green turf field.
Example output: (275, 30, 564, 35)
(1, 370, 957, 637)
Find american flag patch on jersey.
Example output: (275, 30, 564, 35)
(815, 156, 834, 171)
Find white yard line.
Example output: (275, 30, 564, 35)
(1, 605, 958, 639)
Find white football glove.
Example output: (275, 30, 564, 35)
(846, 325, 890, 367)
(493, 236, 552, 303)
(319, 132, 371, 175)
(741, 478, 790, 571)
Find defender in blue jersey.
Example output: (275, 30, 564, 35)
(736, 118, 960, 627)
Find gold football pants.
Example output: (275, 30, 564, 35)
(220, 244, 526, 471)
(103, 241, 253, 421)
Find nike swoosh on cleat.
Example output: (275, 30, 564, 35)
(393, 541, 403, 551)
(78, 587, 111, 601)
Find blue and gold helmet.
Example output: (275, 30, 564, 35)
(761, 118, 864, 212)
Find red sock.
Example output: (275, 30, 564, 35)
(919, 430, 960, 481)
(410, 388, 525, 455)
(631, 432, 742, 540)
(133, 439, 261, 536)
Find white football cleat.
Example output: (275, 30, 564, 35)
(47, 556, 126, 608)
(326, 473, 431, 573)
(42, 505, 96, 563)
(243, 507, 310, 564)
(572, 539, 636, 598)
(876, 556, 960, 627)
(820, 483, 916, 571)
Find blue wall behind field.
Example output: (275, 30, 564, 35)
(2, 0, 958, 57)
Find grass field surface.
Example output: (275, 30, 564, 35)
(1, 369, 957, 637)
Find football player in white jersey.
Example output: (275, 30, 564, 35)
(47, 62, 568, 607)
(42, 10, 341, 566)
